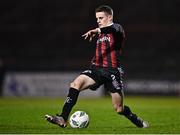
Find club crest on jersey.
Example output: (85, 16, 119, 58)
(97, 36, 111, 44)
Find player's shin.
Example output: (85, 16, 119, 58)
(59, 87, 80, 121)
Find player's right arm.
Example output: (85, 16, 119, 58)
(82, 28, 100, 42)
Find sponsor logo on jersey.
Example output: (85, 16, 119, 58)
(97, 36, 111, 44)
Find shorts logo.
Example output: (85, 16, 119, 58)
(82, 70, 92, 74)
(111, 74, 121, 90)
(111, 75, 115, 80)
(118, 67, 124, 75)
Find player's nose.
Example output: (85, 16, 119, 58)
(97, 18, 100, 23)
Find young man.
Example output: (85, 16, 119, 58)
(45, 5, 149, 128)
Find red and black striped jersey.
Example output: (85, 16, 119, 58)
(91, 23, 125, 68)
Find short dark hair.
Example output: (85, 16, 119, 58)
(95, 5, 113, 16)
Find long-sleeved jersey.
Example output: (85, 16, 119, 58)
(91, 23, 125, 68)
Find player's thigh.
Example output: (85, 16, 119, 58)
(70, 74, 96, 91)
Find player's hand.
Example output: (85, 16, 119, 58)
(82, 28, 99, 42)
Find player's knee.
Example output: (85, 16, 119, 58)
(70, 82, 77, 88)
(70, 81, 81, 90)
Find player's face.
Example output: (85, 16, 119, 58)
(96, 12, 113, 28)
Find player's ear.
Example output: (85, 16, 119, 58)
(108, 15, 113, 21)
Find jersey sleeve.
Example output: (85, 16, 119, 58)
(100, 23, 123, 34)
(100, 26, 116, 34)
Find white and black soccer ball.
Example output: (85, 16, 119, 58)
(69, 111, 89, 128)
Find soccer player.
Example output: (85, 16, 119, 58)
(45, 5, 149, 128)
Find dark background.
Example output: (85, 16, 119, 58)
(0, 0, 180, 80)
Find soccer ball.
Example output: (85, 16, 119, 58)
(69, 111, 89, 128)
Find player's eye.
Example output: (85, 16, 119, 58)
(96, 17, 103, 21)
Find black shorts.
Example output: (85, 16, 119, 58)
(80, 65, 124, 93)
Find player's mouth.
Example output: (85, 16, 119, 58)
(98, 24, 102, 27)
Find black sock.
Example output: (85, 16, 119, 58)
(60, 88, 80, 121)
(119, 105, 134, 119)
(119, 105, 143, 127)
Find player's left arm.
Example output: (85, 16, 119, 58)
(101, 25, 125, 42)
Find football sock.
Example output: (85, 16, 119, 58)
(60, 87, 80, 121)
(119, 105, 131, 116)
(119, 105, 143, 127)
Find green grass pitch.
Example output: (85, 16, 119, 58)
(0, 96, 180, 134)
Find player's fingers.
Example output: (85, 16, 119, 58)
(82, 30, 91, 36)
(83, 32, 92, 40)
(85, 36, 88, 39)
(82, 33, 88, 39)
(89, 35, 94, 42)
(82, 33, 87, 37)
(82, 30, 94, 40)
